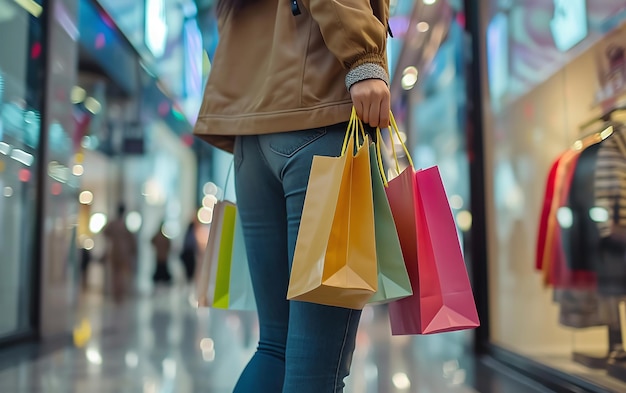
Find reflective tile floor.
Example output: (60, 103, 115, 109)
(0, 287, 550, 392)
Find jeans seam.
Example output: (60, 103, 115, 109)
(255, 135, 283, 184)
(234, 136, 243, 172)
(333, 309, 353, 392)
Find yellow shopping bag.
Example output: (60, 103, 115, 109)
(287, 109, 378, 309)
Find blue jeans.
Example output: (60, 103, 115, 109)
(232, 123, 362, 393)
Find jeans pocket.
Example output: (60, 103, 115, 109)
(266, 127, 327, 158)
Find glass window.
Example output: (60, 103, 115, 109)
(483, 0, 626, 389)
(393, 0, 471, 257)
(0, 0, 45, 338)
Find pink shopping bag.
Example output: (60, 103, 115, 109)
(385, 166, 480, 335)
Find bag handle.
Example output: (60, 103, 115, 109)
(349, 110, 415, 187)
(341, 107, 368, 156)
(388, 111, 414, 169)
(376, 111, 414, 186)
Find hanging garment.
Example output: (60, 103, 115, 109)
(536, 154, 565, 271)
(535, 152, 567, 270)
(593, 125, 626, 296)
(560, 143, 602, 274)
(594, 125, 626, 238)
(548, 149, 598, 289)
(542, 133, 602, 288)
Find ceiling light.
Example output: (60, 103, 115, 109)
(84, 97, 102, 115)
(197, 207, 213, 224)
(13, 0, 43, 17)
(11, 149, 34, 166)
(417, 22, 430, 32)
(401, 66, 419, 90)
(83, 238, 95, 250)
(72, 164, 84, 176)
(0, 142, 11, 155)
(125, 212, 142, 233)
(79, 190, 93, 205)
(89, 213, 108, 234)
(71, 86, 86, 104)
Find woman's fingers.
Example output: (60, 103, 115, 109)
(349, 79, 391, 128)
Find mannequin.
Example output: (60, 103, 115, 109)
(564, 122, 626, 379)
(605, 297, 626, 380)
(572, 296, 625, 372)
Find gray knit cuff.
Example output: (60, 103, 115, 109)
(345, 63, 390, 91)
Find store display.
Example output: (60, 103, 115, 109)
(483, 0, 626, 390)
(536, 135, 599, 290)
(535, 107, 626, 379)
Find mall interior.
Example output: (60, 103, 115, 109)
(1, 0, 626, 392)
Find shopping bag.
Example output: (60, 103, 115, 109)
(383, 114, 480, 334)
(220, 212, 256, 310)
(197, 200, 232, 307)
(367, 142, 412, 304)
(287, 110, 378, 309)
(211, 202, 237, 308)
(196, 201, 256, 311)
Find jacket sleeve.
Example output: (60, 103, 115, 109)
(299, 0, 389, 91)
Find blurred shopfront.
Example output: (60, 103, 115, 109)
(0, 0, 203, 346)
(391, 0, 626, 391)
(0, 0, 48, 344)
(470, 0, 626, 391)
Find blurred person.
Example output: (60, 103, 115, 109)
(193, 0, 391, 391)
(180, 219, 198, 284)
(151, 222, 172, 285)
(79, 246, 91, 291)
(103, 204, 137, 304)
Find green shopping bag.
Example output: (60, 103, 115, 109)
(212, 202, 237, 308)
(197, 200, 256, 311)
(367, 144, 412, 304)
(215, 210, 256, 310)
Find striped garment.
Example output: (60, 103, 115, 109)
(593, 124, 626, 238)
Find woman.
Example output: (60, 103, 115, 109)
(194, 0, 391, 391)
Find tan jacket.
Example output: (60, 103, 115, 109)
(194, 0, 390, 152)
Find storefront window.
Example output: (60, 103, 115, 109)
(393, 0, 471, 256)
(409, 17, 469, 226)
(0, 0, 45, 338)
(483, 0, 626, 389)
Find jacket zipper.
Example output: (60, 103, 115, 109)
(291, 0, 301, 15)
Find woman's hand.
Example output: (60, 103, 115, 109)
(349, 79, 391, 129)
